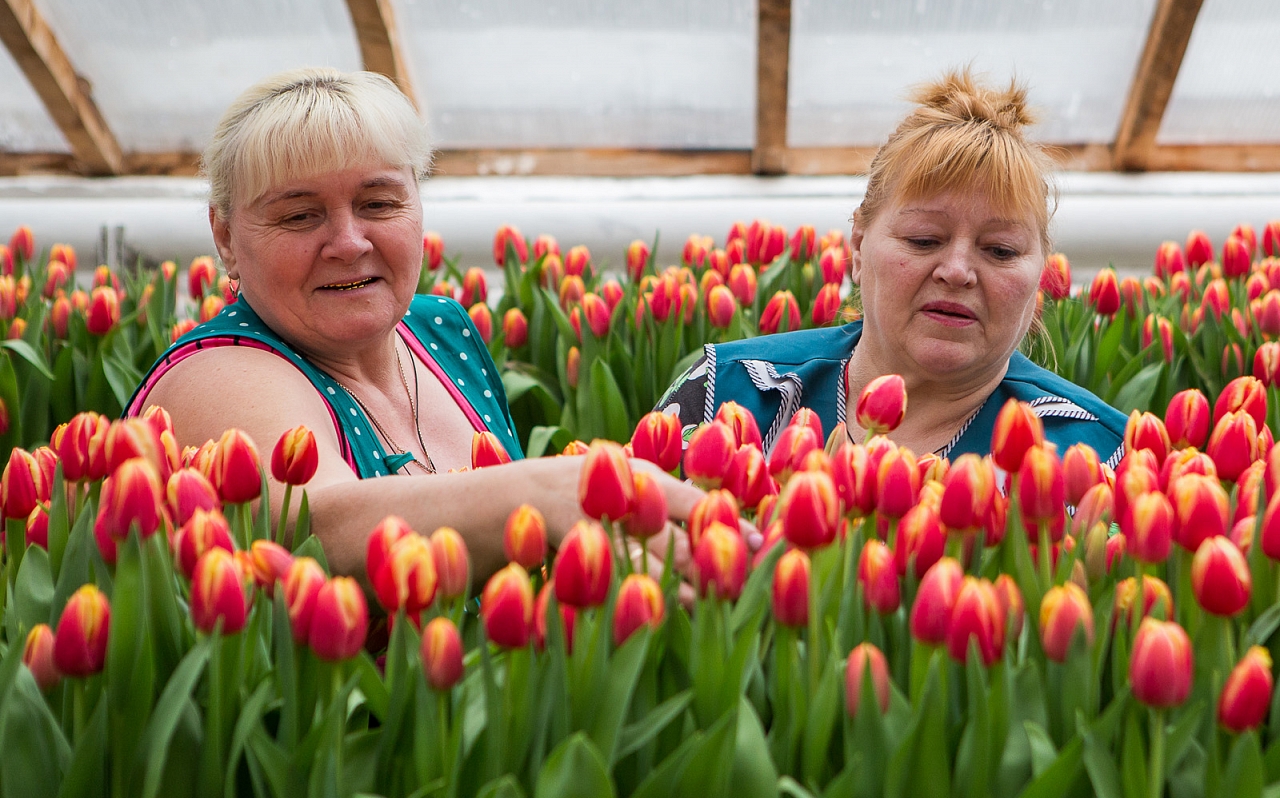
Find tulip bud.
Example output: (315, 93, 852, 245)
(910, 558, 964, 646)
(211, 428, 262, 504)
(1130, 618, 1193, 708)
(895, 502, 946, 579)
(85, 286, 120, 335)
(422, 617, 464, 691)
(53, 585, 110, 677)
(23, 624, 59, 691)
(811, 283, 842, 326)
(373, 533, 438, 616)
(565, 346, 580, 389)
(684, 421, 736, 489)
(1061, 444, 1104, 506)
(946, 577, 1004, 666)
(706, 285, 738, 329)
(1215, 376, 1268, 430)
(1191, 536, 1251, 616)
(173, 507, 235, 580)
(845, 643, 891, 717)
(248, 540, 293, 596)
(858, 539, 900, 614)
(366, 515, 413, 591)
(1018, 445, 1065, 536)
(728, 264, 757, 306)
(993, 574, 1025, 641)
(1207, 410, 1260, 484)
(430, 527, 470, 600)
(875, 446, 920, 520)
(777, 469, 839, 550)
(831, 443, 875, 519)
(471, 430, 512, 469)
(630, 411, 683, 473)
(553, 520, 613, 608)
(533, 579, 577, 653)
(502, 307, 528, 348)
(625, 240, 650, 282)
(1087, 269, 1120, 316)
(1039, 583, 1094, 663)
(1219, 647, 1274, 733)
(688, 489, 740, 549)
(1222, 234, 1251, 279)
(759, 290, 801, 335)
(284, 557, 326, 644)
(771, 548, 810, 628)
(613, 574, 665, 646)
(1125, 411, 1170, 467)
(991, 399, 1045, 474)
(94, 457, 164, 549)
(1121, 491, 1174, 564)
(191, 548, 253, 634)
(578, 440, 635, 521)
(460, 267, 488, 307)
(856, 374, 907, 436)
(493, 225, 528, 266)
(309, 577, 369, 660)
(1041, 253, 1072, 300)
(693, 521, 747, 601)
(767, 423, 821, 485)
(482, 563, 534, 648)
(2, 448, 44, 521)
(422, 231, 444, 271)
(504, 504, 547, 569)
(624, 471, 668, 539)
(1113, 575, 1172, 629)
(271, 425, 318, 486)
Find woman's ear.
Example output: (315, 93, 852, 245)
(209, 206, 238, 280)
(849, 223, 865, 287)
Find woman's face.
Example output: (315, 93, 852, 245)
(850, 187, 1044, 387)
(212, 161, 424, 358)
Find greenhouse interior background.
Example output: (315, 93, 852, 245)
(0, 0, 1277, 278)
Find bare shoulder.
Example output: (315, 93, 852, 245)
(142, 345, 341, 457)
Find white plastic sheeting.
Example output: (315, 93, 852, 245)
(1, 173, 1278, 281)
(788, 0, 1159, 146)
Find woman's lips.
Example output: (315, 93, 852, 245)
(921, 301, 977, 326)
(321, 277, 377, 291)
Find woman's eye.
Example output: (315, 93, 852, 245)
(989, 245, 1019, 260)
(907, 237, 937, 249)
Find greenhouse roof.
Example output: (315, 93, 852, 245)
(0, 0, 1276, 178)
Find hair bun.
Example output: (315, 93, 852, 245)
(908, 68, 1035, 134)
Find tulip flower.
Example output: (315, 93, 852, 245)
(759, 290, 801, 335)
(422, 617, 464, 691)
(777, 469, 839, 550)
(372, 533, 438, 616)
(1124, 411, 1170, 467)
(613, 574, 665, 646)
(23, 624, 59, 691)
(553, 520, 613, 608)
(938, 453, 998, 537)
(430, 527, 470, 600)
(578, 440, 634, 522)
(248, 540, 293, 596)
(858, 539, 900, 614)
(2, 447, 43, 521)
(191, 548, 253, 635)
(845, 643, 890, 717)
(270, 425, 318, 486)
(1191, 536, 1251, 616)
(366, 515, 413, 590)
(771, 548, 810, 628)
(819, 247, 848, 285)
(768, 424, 821, 485)
(946, 577, 1004, 666)
(623, 471, 668, 540)
(533, 580, 577, 654)
(53, 584, 110, 677)
(875, 446, 920, 520)
(421, 231, 444, 271)
(94, 457, 164, 550)
(211, 428, 262, 504)
(1170, 472, 1229, 552)
(728, 264, 757, 306)
(471, 430, 512, 469)
(1206, 410, 1260, 484)
(706, 285, 738, 329)
(990, 399, 1045, 474)
(565, 346, 580, 389)
(895, 502, 946, 579)
(811, 283, 842, 326)
(684, 421, 736, 489)
(493, 225, 528, 266)
(630, 411, 683, 473)
(1165, 389, 1210, 450)
(855, 374, 907, 436)
(1255, 342, 1280, 387)
(1039, 583, 1094, 663)
(8, 225, 32, 261)
(1185, 229, 1213, 267)
(832, 443, 875, 518)
(910, 558, 964, 646)
(688, 489, 740, 548)
(1018, 445, 1065, 537)
(284, 557, 326, 644)
(459, 267, 488, 307)
(693, 521, 747, 601)
(482, 563, 534, 648)
(468, 303, 493, 344)
(173, 507, 235, 579)
(1219, 647, 1273, 733)
(1039, 253, 1071, 300)
(1130, 618, 1193, 708)
(187, 255, 218, 300)
(85, 286, 120, 335)
(1121, 491, 1174, 564)
(309, 577, 369, 661)
(1087, 269, 1120, 316)
(993, 573, 1025, 641)
(625, 239, 650, 282)
(504, 504, 547, 569)
(559, 275, 586, 311)
(723, 445, 775, 510)
(502, 307, 528, 348)
(1222, 234, 1251, 279)
(1215, 376, 1267, 429)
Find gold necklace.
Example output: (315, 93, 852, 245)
(333, 340, 437, 474)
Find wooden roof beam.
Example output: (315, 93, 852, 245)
(344, 0, 419, 111)
(1112, 0, 1205, 171)
(0, 0, 123, 175)
(753, 0, 791, 175)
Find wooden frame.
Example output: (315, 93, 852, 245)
(1113, 0, 1205, 171)
(0, 0, 122, 175)
(753, 0, 792, 175)
(343, 0, 418, 109)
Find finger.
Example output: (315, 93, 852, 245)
(677, 581, 697, 612)
(739, 518, 764, 551)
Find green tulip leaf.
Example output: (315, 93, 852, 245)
(1108, 362, 1163, 416)
(588, 627, 650, 765)
(0, 667, 71, 798)
(1023, 721, 1059, 778)
(138, 637, 211, 798)
(54, 691, 108, 798)
(729, 698, 779, 798)
(616, 689, 693, 762)
(13, 543, 54, 636)
(476, 775, 526, 798)
(1081, 711, 1123, 798)
(534, 733, 615, 798)
(1223, 732, 1265, 798)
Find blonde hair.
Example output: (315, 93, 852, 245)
(203, 68, 432, 218)
(854, 68, 1056, 256)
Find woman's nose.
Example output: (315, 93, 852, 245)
(934, 244, 978, 287)
(321, 210, 374, 262)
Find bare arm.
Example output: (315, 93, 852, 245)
(143, 346, 703, 583)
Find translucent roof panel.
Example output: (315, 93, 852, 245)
(0, 45, 69, 152)
(400, 0, 756, 149)
(789, 0, 1158, 147)
(1157, 0, 1280, 145)
(30, 0, 362, 152)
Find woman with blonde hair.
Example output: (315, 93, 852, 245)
(658, 69, 1126, 468)
(130, 68, 701, 583)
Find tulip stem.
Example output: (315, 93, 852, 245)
(1149, 707, 1166, 798)
(72, 679, 85, 745)
(274, 483, 293, 546)
(1038, 524, 1053, 590)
